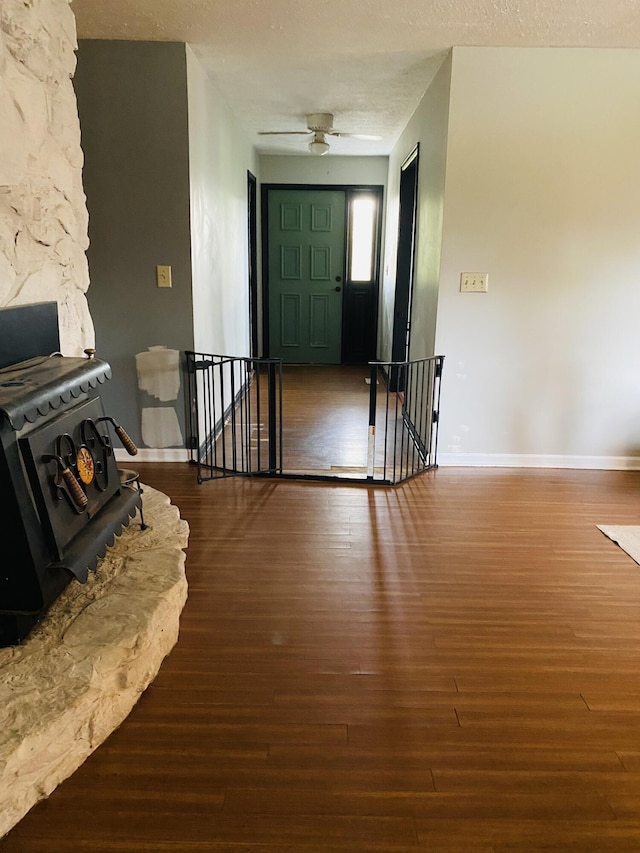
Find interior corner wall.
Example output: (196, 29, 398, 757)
(74, 41, 194, 456)
(186, 47, 258, 358)
(435, 47, 640, 468)
(380, 53, 452, 362)
(0, 0, 93, 356)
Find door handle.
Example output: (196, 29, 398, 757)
(334, 286, 342, 292)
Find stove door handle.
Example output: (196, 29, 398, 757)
(96, 416, 139, 456)
(42, 454, 88, 510)
(62, 466, 89, 510)
(115, 424, 138, 456)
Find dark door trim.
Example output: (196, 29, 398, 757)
(261, 183, 383, 363)
(342, 186, 384, 364)
(391, 145, 420, 368)
(247, 171, 259, 357)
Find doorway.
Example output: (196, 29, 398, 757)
(266, 188, 345, 363)
(262, 185, 382, 364)
(390, 146, 419, 385)
(247, 172, 258, 358)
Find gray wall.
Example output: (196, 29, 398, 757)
(74, 40, 194, 452)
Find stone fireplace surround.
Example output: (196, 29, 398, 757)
(1, 5, 190, 835)
(1, 0, 94, 356)
(0, 485, 189, 838)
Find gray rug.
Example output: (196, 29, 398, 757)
(598, 525, 640, 566)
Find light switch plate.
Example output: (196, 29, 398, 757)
(460, 272, 488, 293)
(156, 265, 172, 288)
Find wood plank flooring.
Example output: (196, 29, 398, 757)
(3, 465, 640, 851)
(280, 365, 373, 474)
(213, 365, 419, 481)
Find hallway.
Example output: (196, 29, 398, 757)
(279, 365, 373, 475)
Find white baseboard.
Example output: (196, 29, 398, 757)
(115, 448, 190, 464)
(438, 453, 640, 471)
(113, 448, 640, 470)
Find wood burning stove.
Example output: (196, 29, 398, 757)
(0, 306, 141, 646)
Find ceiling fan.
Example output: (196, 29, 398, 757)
(259, 112, 381, 155)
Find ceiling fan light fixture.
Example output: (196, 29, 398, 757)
(307, 112, 334, 133)
(308, 133, 329, 155)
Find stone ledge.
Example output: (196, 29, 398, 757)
(0, 485, 189, 839)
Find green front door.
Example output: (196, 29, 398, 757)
(267, 189, 346, 364)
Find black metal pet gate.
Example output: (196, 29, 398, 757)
(185, 351, 443, 486)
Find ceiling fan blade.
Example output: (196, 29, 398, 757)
(258, 130, 312, 136)
(330, 131, 382, 140)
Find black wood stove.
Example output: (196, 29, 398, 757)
(0, 306, 141, 646)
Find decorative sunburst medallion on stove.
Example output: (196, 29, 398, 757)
(76, 445, 95, 485)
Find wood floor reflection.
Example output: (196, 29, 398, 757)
(3, 461, 640, 850)
(281, 365, 373, 474)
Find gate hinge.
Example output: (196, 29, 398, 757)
(432, 410, 439, 424)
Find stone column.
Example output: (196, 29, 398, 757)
(0, 0, 94, 355)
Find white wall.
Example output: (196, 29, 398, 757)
(380, 53, 452, 362)
(0, 0, 93, 355)
(260, 155, 388, 187)
(434, 47, 640, 468)
(186, 47, 259, 358)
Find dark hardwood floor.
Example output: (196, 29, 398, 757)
(280, 365, 374, 474)
(213, 364, 421, 481)
(3, 455, 640, 849)
(277, 364, 428, 482)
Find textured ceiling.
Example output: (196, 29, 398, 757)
(71, 0, 640, 156)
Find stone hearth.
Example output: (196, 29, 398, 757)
(0, 485, 189, 838)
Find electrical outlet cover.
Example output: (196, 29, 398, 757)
(460, 272, 488, 292)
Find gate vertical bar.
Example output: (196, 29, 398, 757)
(367, 363, 377, 479)
(268, 360, 277, 473)
(278, 360, 283, 473)
(219, 359, 227, 472)
(418, 358, 426, 466)
(255, 363, 262, 472)
(432, 356, 444, 467)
